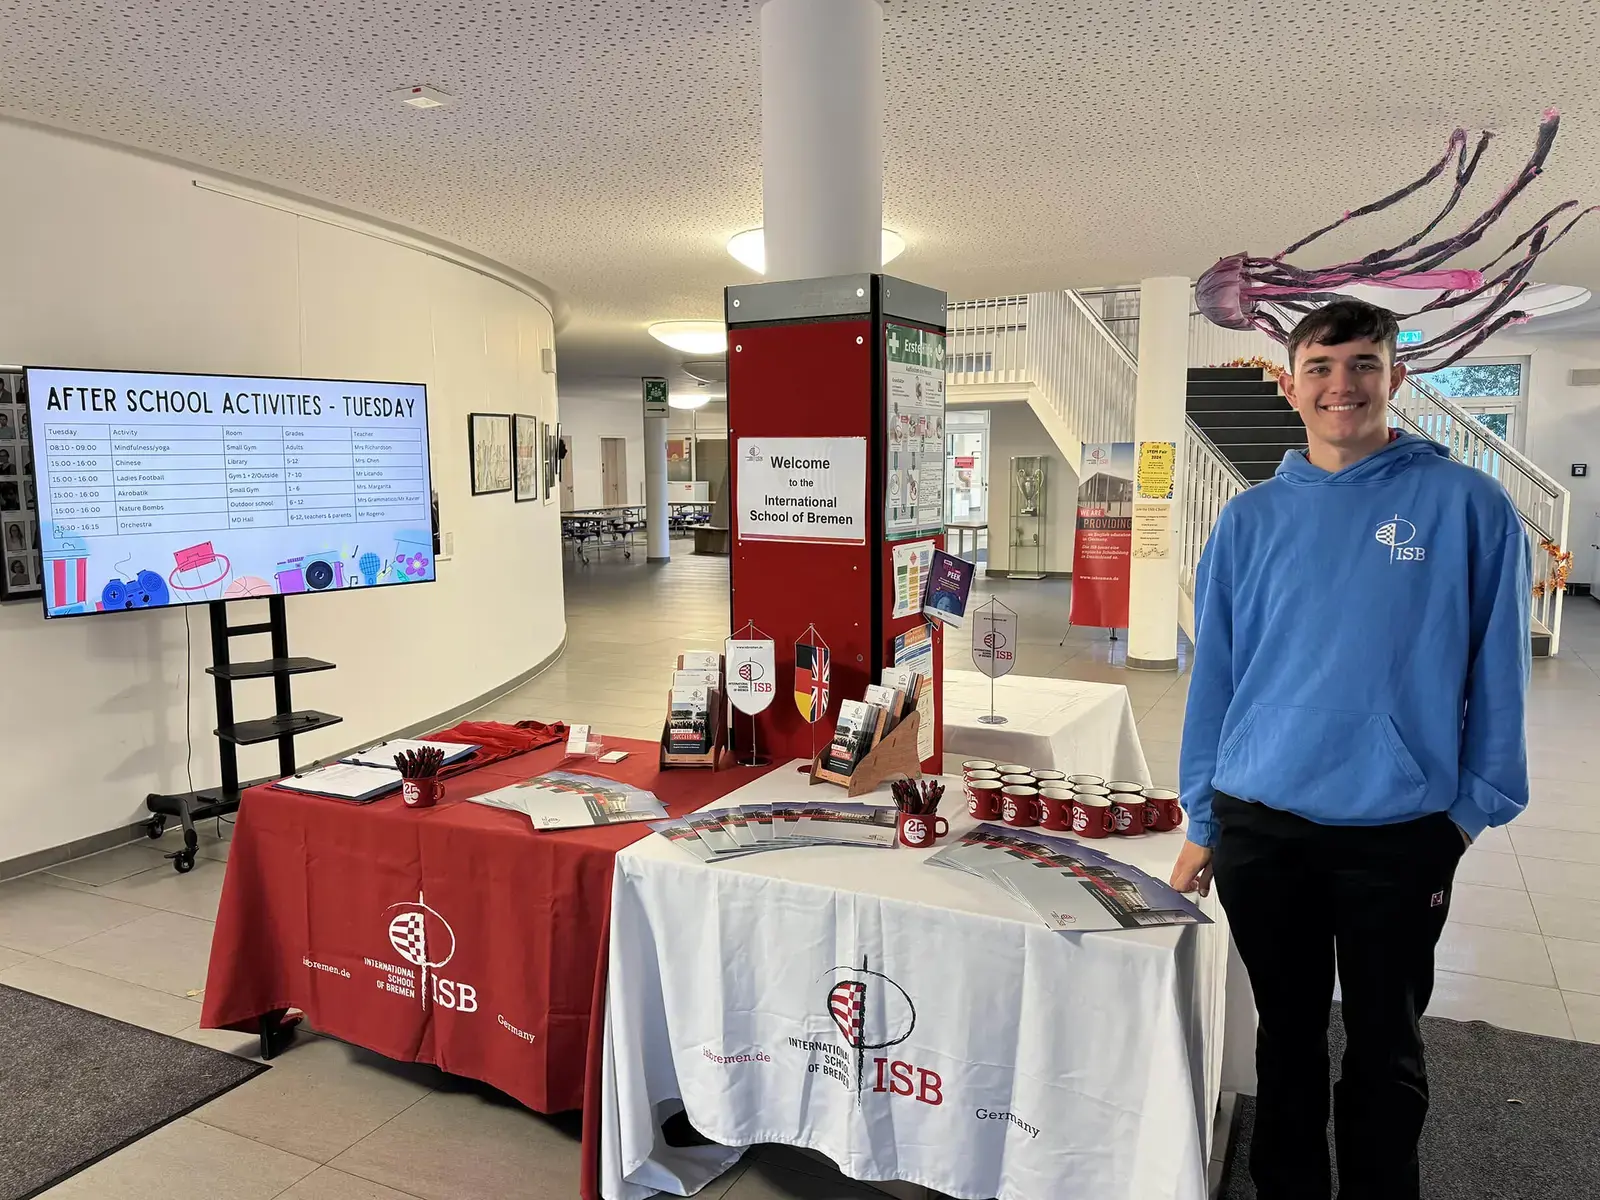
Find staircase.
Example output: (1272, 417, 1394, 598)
(1185, 367, 1305, 484)
(947, 288, 1573, 655)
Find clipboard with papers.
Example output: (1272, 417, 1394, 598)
(340, 739, 479, 770)
(274, 762, 403, 803)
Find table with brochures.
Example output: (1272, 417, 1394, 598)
(597, 766, 1231, 1200)
(201, 722, 779, 1117)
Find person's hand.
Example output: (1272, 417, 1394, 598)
(1169, 840, 1215, 897)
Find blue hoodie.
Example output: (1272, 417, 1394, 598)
(1180, 432, 1531, 847)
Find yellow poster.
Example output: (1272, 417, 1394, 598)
(1137, 440, 1176, 500)
(1132, 502, 1171, 560)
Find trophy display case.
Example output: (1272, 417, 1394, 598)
(1008, 456, 1046, 580)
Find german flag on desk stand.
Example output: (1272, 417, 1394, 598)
(794, 626, 831, 772)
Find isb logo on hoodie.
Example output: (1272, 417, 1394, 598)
(1376, 515, 1427, 562)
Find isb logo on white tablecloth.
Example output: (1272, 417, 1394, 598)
(796, 956, 942, 1107)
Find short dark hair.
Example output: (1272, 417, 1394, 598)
(1287, 299, 1399, 369)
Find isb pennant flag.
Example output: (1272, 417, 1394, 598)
(794, 641, 831, 724)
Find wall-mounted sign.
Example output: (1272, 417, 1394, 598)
(643, 377, 669, 418)
(1397, 329, 1424, 346)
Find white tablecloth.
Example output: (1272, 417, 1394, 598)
(599, 767, 1230, 1200)
(942, 670, 1151, 785)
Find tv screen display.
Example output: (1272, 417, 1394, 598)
(26, 367, 434, 618)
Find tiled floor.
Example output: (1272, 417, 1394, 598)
(3, 545, 1597, 1197)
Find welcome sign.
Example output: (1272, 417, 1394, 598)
(736, 437, 866, 545)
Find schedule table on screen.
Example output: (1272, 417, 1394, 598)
(41, 423, 428, 537)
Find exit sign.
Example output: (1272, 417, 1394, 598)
(1396, 329, 1424, 346)
(642, 377, 669, 417)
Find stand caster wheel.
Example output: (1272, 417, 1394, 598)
(145, 815, 167, 839)
(172, 850, 196, 873)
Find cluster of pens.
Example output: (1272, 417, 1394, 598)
(396, 746, 446, 779)
(890, 777, 944, 816)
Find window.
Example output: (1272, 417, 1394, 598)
(1423, 361, 1523, 399)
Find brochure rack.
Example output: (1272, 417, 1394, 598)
(659, 654, 725, 771)
(809, 709, 923, 797)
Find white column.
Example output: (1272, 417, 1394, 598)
(645, 413, 670, 562)
(760, 0, 883, 281)
(1127, 276, 1190, 671)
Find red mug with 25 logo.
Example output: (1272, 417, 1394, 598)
(968, 777, 1004, 820)
(1142, 788, 1182, 833)
(1073, 795, 1113, 838)
(1001, 785, 1041, 828)
(1039, 786, 1075, 831)
(1111, 794, 1147, 836)
(897, 811, 949, 848)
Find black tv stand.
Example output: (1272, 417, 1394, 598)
(144, 596, 340, 872)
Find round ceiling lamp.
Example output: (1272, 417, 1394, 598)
(681, 359, 728, 384)
(668, 393, 713, 410)
(647, 321, 726, 355)
(726, 228, 906, 275)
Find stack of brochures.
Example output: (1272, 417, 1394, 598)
(651, 800, 897, 862)
(466, 771, 667, 831)
(926, 824, 1211, 932)
(275, 738, 480, 802)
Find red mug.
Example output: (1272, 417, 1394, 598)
(1072, 784, 1111, 798)
(1066, 774, 1104, 789)
(897, 810, 949, 848)
(965, 770, 1001, 796)
(1032, 769, 1066, 784)
(1107, 781, 1144, 796)
(962, 759, 998, 778)
(1001, 785, 1041, 828)
(997, 764, 1032, 778)
(999, 773, 1037, 788)
(1111, 793, 1147, 836)
(1073, 795, 1113, 838)
(968, 777, 1004, 820)
(1039, 786, 1075, 831)
(1142, 788, 1183, 833)
(402, 778, 442, 809)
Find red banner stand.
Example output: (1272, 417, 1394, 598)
(726, 274, 948, 770)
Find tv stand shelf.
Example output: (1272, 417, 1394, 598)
(146, 596, 338, 873)
(218, 711, 343, 746)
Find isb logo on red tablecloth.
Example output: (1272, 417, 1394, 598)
(367, 890, 479, 1013)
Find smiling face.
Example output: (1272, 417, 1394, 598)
(1281, 337, 1406, 465)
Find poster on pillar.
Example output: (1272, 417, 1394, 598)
(884, 324, 946, 540)
(1068, 442, 1134, 629)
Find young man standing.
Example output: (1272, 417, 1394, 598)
(1169, 299, 1531, 1199)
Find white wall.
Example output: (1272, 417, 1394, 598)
(558, 393, 645, 509)
(0, 118, 565, 861)
(950, 399, 1079, 574)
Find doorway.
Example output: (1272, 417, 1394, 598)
(600, 437, 627, 507)
(696, 437, 729, 508)
(560, 435, 575, 510)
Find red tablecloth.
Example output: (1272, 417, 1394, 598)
(202, 724, 774, 1116)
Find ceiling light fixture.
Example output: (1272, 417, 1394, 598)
(647, 320, 726, 355)
(392, 85, 455, 109)
(668, 393, 713, 410)
(726, 228, 905, 275)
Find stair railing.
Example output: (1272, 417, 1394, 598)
(1179, 421, 1250, 625)
(1389, 374, 1570, 652)
(945, 296, 1029, 384)
(1026, 290, 1138, 448)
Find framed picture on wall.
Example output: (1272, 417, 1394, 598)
(469, 412, 512, 496)
(513, 413, 539, 502)
(0, 367, 41, 602)
(544, 421, 561, 503)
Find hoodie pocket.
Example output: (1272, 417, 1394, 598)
(1217, 703, 1429, 821)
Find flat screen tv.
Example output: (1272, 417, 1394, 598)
(26, 367, 435, 618)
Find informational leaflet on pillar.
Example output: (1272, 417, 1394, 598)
(892, 621, 936, 761)
(1136, 440, 1176, 500)
(1131, 502, 1172, 560)
(884, 324, 946, 540)
(890, 538, 935, 619)
(736, 437, 866, 545)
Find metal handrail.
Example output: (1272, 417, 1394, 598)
(1064, 289, 1139, 374)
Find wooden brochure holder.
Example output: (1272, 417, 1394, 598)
(660, 655, 725, 771)
(810, 710, 923, 797)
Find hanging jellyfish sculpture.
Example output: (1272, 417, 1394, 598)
(1196, 110, 1595, 371)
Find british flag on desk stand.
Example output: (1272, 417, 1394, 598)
(794, 628, 831, 724)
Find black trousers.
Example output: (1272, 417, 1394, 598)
(1211, 792, 1465, 1200)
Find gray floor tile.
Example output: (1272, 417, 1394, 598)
(1564, 989, 1600, 1044)
(1447, 882, 1541, 934)
(39, 1116, 319, 1199)
(0, 955, 205, 1035)
(91, 850, 228, 920)
(1545, 936, 1600, 995)
(1508, 824, 1600, 865)
(328, 1089, 581, 1200)
(46, 908, 214, 997)
(1426, 970, 1573, 1038)
(1515, 798, 1600, 834)
(0, 943, 30, 971)
(191, 1032, 436, 1164)
(277, 1167, 426, 1199)
(1435, 923, 1556, 987)
(0, 873, 154, 955)
(1528, 891, 1600, 943)
(44, 841, 171, 887)
(1513, 856, 1600, 902)
(1451, 849, 1525, 890)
